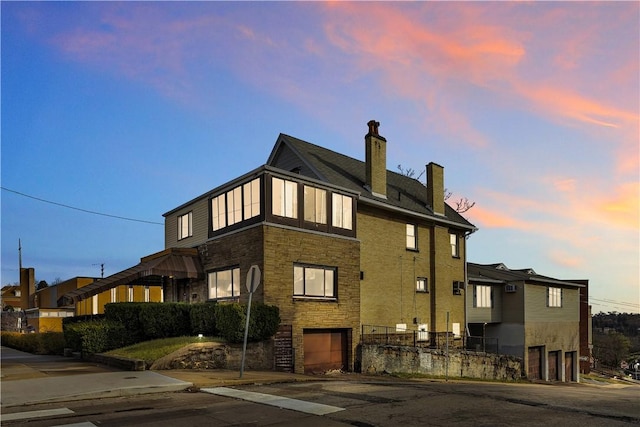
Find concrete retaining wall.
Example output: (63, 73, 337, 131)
(359, 344, 523, 381)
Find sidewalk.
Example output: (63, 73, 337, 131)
(0, 346, 314, 408)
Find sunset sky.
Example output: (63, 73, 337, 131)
(2, 2, 638, 313)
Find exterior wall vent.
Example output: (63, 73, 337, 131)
(505, 284, 517, 293)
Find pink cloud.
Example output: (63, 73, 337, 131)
(548, 250, 584, 269)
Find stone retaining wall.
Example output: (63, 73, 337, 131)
(359, 344, 522, 381)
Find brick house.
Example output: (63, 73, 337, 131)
(162, 120, 476, 374)
(466, 262, 584, 382)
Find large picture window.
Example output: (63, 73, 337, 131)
(208, 267, 240, 300)
(294, 264, 336, 298)
(304, 185, 327, 224)
(474, 285, 492, 308)
(211, 178, 261, 232)
(178, 211, 192, 240)
(272, 177, 298, 219)
(332, 193, 352, 230)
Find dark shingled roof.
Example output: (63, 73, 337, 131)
(268, 133, 475, 230)
(467, 263, 584, 287)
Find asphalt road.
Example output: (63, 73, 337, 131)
(3, 377, 639, 426)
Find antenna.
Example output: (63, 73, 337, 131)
(18, 238, 22, 270)
(92, 263, 105, 278)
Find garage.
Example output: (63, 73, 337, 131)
(565, 352, 575, 382)
(548, 351, 559, 381)
(303, 329, 348, 374)
(528, 346, 543, 380)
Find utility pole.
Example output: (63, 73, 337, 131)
(92, 263, 104, 278)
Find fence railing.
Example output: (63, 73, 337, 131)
(361, 324, 498, 353)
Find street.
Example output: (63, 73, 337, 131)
(2, 378, 639, 426)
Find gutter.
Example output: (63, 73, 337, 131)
(360, 196, 478, 232)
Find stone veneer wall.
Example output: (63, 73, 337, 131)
(359, 344, 522, 381)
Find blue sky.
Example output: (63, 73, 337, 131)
(1, 2, 638, 313)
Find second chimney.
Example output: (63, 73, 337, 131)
(365, 120, 387, 198)
(427, 162, 445, 216)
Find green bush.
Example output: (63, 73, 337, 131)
(63, 319, 128, 354)
(139, 303, 191, 339)
(189, 302, 218, 336)
(250, 303, 280, 341)
(215, 302, 280, 343)
(215, 303, 245, 343)
(104, 303, 145, 342)
(0, 331, 65, 355)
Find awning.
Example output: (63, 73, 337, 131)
(58, 248, 203, 306)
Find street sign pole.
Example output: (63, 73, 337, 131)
(240, 265, 261, 379)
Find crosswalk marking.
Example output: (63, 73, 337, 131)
(1, 407, 74, 421)
(202, 386, 345, 416)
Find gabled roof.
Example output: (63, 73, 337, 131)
(268, 133, 475, 230)
(467, 262, 584, 288)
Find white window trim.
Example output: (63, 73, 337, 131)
(450, 233, 459, 257)
(178, 211, 193, 240)
(416, 277, 428, 293)
(407, 224, 417, 250)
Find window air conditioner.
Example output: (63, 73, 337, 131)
(505, 284, 517, 293)
(453, 281, 463, 295)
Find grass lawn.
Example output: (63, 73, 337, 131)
(105, 336, 224, 365)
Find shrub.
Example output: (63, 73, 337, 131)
(139, 303, 191, 339)
(104, 303, 145, 344)
(63, 319, 128, 354)
(215, 302, 280, 343)
(189, 302, 218, 336)
(250, 303, 280, 341)
(215, 303, 245, 343)
(0, 331, 65, 355)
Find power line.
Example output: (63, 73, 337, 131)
(1, 186, 163, 225)
(590, 297, 639, 310)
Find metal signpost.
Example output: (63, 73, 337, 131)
(240, 265, 261, 379)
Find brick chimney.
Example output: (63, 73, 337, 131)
(20, 267, 35, 309)
(365, 120, 387, 198)
(427, 162, 445, 216)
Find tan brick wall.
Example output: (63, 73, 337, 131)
(196, 224, 360, 374)
(263, 225, 361, 374)
(430, 225, 466, 333)
(357, 204, 466, 334)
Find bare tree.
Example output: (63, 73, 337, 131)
(398, 164, 475, 214)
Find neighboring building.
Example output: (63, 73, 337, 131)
(16, 264, 165, 333)
(1, 285, 22, 311)
(160, 120, 476, 373)
(466, 262, 583, 382)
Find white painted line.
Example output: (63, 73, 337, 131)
(202, 386, 345, 416)
(1, 407, 74, 421)
(51, 423, 97, 427)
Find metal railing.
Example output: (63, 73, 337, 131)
(361, 324, 498, 353)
